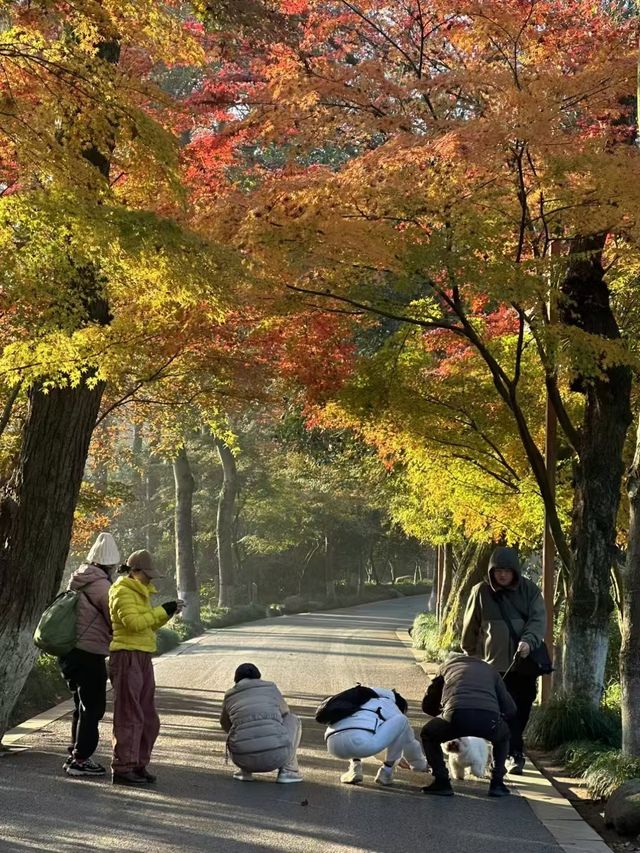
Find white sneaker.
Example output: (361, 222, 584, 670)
(375, 764, 394, 786)
(277, 769, 303, 784)
(341, 760, 364, 785)
(233, 769, 254, 781)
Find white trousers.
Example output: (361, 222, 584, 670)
(282, 712, 302, 772)
(326, 715, 426, 768)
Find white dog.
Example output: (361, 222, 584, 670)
(443, 737, 490, 780)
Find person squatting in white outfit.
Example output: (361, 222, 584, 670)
(324, 687, 428, 785)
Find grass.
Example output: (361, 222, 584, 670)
(8, 653, 69, 729)
(411, 612, 443, 662)
(560, 741, 640, 800)
(528, 694, 621, 751)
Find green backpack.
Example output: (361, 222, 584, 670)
(33, 589, 97, 656)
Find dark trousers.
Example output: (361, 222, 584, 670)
(59, 648, 107, 761)
(501, 671, 538, 756)
(420, 710, 510, 782)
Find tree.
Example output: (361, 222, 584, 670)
(173, 446, 200, 625)
(203, 0, 640, 703)
(0, 1, 230, 737)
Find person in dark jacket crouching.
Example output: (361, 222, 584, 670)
(220, 663, 303, 784)
(420, 653, 516, 798)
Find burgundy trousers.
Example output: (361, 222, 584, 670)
(109, 650, 160, 773)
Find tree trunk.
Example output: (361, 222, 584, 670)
(439, 543, 454, 622)
(434, 546, 444, 621)
(441, 541, 492, 645)
(560, 236, 633, 704)
(0, 382, 105, 737)
(324, 533, 335, 599)
(215, 438, 238, 608)
(428, 545, 440, 613)
(173, 446, 200, 626)
(620, 416, 640, 755)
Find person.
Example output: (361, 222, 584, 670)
(59, 532, 120, 778)
(461, 545, 546, 774)
(324, 687, 427, 786)
(420, 653, 517, 798)
(220, 663, 303, 784)
(108, 549, 183, 786)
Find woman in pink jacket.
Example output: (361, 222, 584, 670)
(59, 532, 120, 778)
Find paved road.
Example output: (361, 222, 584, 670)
(0, 596, 562, 853)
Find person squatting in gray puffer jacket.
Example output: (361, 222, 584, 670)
(220, 663, 303, 784)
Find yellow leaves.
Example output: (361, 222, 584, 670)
(0, 188, 237, 389)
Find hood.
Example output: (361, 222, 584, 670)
(69, 562, 112, 590)
(487, 546, 521, 591)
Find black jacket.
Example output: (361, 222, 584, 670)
(422, 655, 517, 720)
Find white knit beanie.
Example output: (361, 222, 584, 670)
(86, 532, 120, 567)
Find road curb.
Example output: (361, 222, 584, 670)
(399, 628, 610, 853)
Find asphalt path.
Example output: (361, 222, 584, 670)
(0, 595, 562, 853)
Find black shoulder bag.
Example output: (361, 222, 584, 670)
(493, 593, 553, 677)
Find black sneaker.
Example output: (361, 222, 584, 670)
(421, 777, 454, 797)
(134, 768, 157, 783)
(508, 753, 526, 775)
(488, 780, 511, 798)
(112, 771, 148, 786)
(66, 758, 106, 777)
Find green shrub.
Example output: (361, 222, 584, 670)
(155, 627, 181, 655)
(411, 612, 443, 662)
(527, 695, 621, 751)
(583, 750, 640, 800)
(394, 580, 432, 595)
(202, 603, 266, 628)
(169, 619, 204, 642)
(8, 653, 68, 729)
(561, 740, 610, 775)
(602, 681, 621, 714)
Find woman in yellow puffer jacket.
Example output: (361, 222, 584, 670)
(108, 549, 183, 786)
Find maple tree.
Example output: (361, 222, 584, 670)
(0, 0, 240, 736)
(195, 0, 640, 707)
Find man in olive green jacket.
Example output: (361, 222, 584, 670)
(461, 546, 546, 774)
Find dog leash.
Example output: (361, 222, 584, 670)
(502, 650, 522, 679)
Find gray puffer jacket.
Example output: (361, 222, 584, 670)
(220, 678, 291, 773)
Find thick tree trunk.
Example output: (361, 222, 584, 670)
(0, 382, 105, 738)
(560, 236, 633, 704)
(215, 438, 238, 608)
(621, 417, 640, 755)
(0, 35, 120, 739)
(173, 446, 200, 626)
